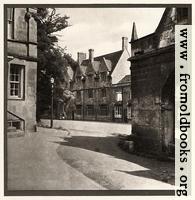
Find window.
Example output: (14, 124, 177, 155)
(101, 88, 106, 97)
(94, 78, 99, 87)
(86, 105, 94, 116)
(8, 64, 24, 99)
(88, 74, 93, 83)
(177, 8, 188, 22)
(116, 91, 122, 101)
(8, 121, 21, 130)
(77, 91, 81, 99)
(76, 76, 81, 83)
(99, 105, 108, 116)
(76, 105, 82, 115)
(88, 89, 93, 98)
(7, 8, 14, 39)
(101, 72, 107, 82)
(114, 105, 122, 119)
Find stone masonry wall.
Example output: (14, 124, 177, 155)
(130, 47, 174, 154)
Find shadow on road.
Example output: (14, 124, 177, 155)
(51, 134, 174, 185)
(115, 169, 174, 185)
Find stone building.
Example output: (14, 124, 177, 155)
(128, 7, 190, 156)
(7, 8, 37, 132)
(72, 37, 131, 122)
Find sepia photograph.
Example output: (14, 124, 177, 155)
(4, 4, 192, 196)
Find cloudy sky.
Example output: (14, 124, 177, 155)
(56, 7, 165, 60)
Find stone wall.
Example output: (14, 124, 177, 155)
(7, 8, 37, 132)
(7, 59, 37, 132)
(130, 46, 174, 154)
(73, 84, 131, 123)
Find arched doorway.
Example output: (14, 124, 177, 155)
(161, 70, 175, 155)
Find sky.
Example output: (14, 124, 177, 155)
(56, 8, 165, 60)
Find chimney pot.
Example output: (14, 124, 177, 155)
(122, 37, 128, 50)
(77, 52, 86, 65)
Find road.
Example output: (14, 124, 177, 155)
(7, 121, 174, 190)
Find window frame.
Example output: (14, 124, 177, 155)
(101, 88, 106, 97)
(99, 104, 108, 116)
(8, 64, 25, 100)
(116, 91, 122, 102)
(88, 74, 93, 83)
(114, 105, 122, 119)
(177, 8, 188, 22)
(86, 105, 95, 116)
(88, 89, 93, 99)
(76, 90, 81, 100)
(101, 72, 107, 82)
(76, 105, 82, 115)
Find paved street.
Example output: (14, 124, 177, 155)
(7, 121, 174, 190)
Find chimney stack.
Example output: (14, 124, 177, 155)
(89, 49, 94, 62)
(122, 37, 128, 50)
(77, 52, 86, 65)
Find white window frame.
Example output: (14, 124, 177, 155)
(114, 105, 122, 119)
(116, 91, 122, 102)
(8, 64, 25, 100)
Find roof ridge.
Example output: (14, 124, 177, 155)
(81, 49, 123, 62)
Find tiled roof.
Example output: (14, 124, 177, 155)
(81, 50, 123, 74)
(103, 57, 112, 71)
(118, 75, 131, 84)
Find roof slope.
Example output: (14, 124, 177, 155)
(118, 75, 131, 84)
(81, 50, 123, 74)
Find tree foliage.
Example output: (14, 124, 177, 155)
(35, 8, 78, 120)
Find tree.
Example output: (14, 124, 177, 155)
(34, 8, 78, 120)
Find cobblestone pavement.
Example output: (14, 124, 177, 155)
(7, 121, 174, 190)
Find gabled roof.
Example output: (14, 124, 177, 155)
(80, 50, 123, 74)
(103, 57, 112, 71)
(80, 65, 87, 74)
(95, 50, 123, 72)
(155, 8, 171, 33)
(85, 62, 95, 74)
(75, 66, 82, 77)
(130, 8, 167, 43)
(93, 61, 101, 73)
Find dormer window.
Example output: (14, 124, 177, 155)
(88, 74, 93, 83)
(76, 76, 81, 82)
(101, 72, 107, 82)
(81, 75, 86, 81)
(77, 91, 81, 99)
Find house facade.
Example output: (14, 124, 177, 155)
(7, 8, 37, 132)
(72, 37, 131, 122)
(128, 7, 190, 156)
